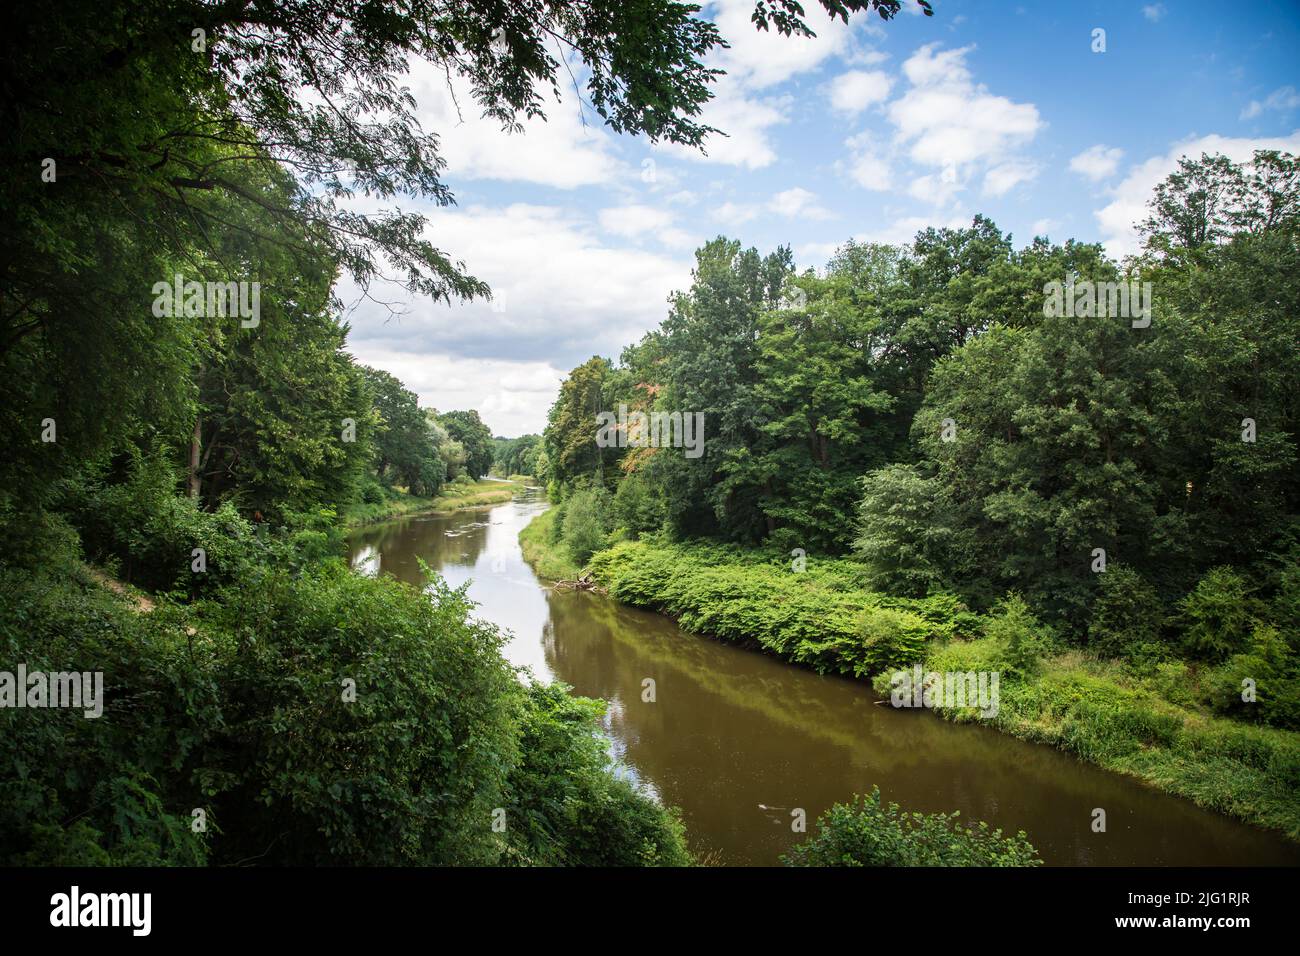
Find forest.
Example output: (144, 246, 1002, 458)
(532, 150, 1300, 839)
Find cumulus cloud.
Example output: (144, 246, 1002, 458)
(655, 0, 863, 169)
(348, 349, 565, 436)
(798, 214, 972, 266)
(828, 70, 895, 115)
(887, 44, 1042, 169)
(983, 161, 1039, 197)
(709, 0, 852, 90)
(341, 203, 690, 375)
(598, 204, 697, 249)
(712, 187, 836, 225)
(1069, 145, 1124, 181)
(768, 187, 835, 220)
(656, 76, 789, 169)
(1094, 131, 1300, 257)
(841, 132, 893, 192)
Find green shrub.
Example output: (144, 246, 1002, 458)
(561, 486, 612, 566)
(612, 471, 665, 537)
(1178, 567, 1254, 662)
(855, 606, 930, 677)
(986, 594, 1052, 676)
(2, 515, 691, 866)
(67, 450, 257, 596)
(783, 787, 1041, 867)
(1088, 565, 1166, 660)
(504, 683, 690, 866)
(1148, 661, 1197, 709)
(1203, 625, 1299, 728)
(0, 565, 211, 866)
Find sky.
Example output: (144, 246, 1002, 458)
(339, 0, 1300, 437)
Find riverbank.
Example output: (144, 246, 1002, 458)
(518, 508, 581, 581)
(344, 477, 526, 528)
(517, 523, 1300, 842)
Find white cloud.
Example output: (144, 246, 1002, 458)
(857, 214, 970, 247)
(341, 203, 690, 379)
(828, 69, 895, 115)
(1241, 86, 1300, 121)
(657, 0, 863, 170)
(404, 60, 620, 188)
(1031, 217, 1061, 237)
(909, 168, 964, 205)
(657, 76, 789, 169)
(711, 201, 761, 226)
(1069, 144, 1124, 181)
(1094, 131, 1300, 257)
(598, 205, 697, 249)
(768, 187, 835, 220)
(983, 161, 1039, 197)
(842, 132, 893, 191)
(348, 349, 564, 436)
(710, 0, 852, 90)
(711, 188, 835, 225)
(797, 216, 973, 264)
(886, 44, 1042, 169)
(1142, 4, 1166, 23)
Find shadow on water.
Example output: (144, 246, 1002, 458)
(348, 489, 1300, 867)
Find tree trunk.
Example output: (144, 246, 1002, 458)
(187, 415, 202, 499)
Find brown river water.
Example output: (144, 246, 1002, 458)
(347, 486, 1300, 866)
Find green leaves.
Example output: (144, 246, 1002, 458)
(784, 786, 1041, 867)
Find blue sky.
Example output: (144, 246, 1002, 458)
(340, 0, 1300, 436)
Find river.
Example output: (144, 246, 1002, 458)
(347, 487, 1300, 866)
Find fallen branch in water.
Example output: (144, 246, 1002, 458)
(552, 570, 608, 594)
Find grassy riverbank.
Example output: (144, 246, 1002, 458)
(345, 477, 525, 528)
(518, 509, 582, 581)
(517, 522, 1300, 842)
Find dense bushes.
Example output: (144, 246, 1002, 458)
(0, 520, 690, 866)
(1087, 565, 1165, 660)
(64, 449, 259, 596)
(504, 683, 690, 866)
(559, 486, 612, 566)
(907, 633, 1300, 837)
(587, 538, 976, 678)
(784, 788, 1040, 867)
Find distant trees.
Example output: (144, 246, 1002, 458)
(493, 434, 543, 477)
(440, 410, 495, 480)
(361, 366, 446, 497)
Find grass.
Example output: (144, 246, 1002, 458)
(910, 635, 1300, 841)
(345, 478, 523, 528)
(518, 509, 581, 581)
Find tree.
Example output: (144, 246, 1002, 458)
(361, 366, 445, 496)
(440, 410, 494, 479)
(543, 357, 614, 491)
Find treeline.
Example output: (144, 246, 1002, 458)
(540, 150, 1300, 729)
(491, 434, 544, 478)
